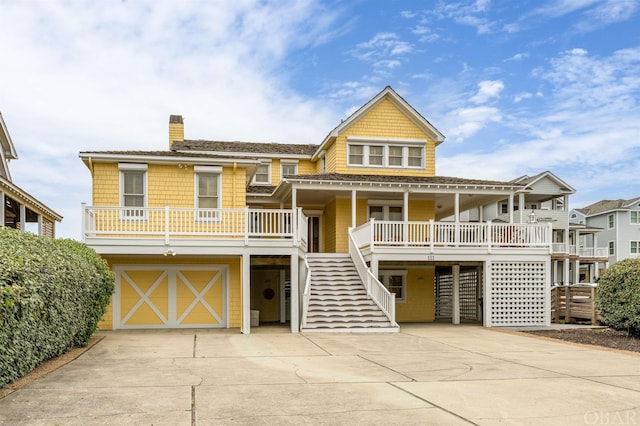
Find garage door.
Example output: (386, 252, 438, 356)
(114, 264, 227, 329)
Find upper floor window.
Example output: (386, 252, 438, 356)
(609, 241, 615, 256)
(349, 145, 364, 165)
(195, 166, 221, 219)
(631, 211, 640, 224)
(281, 163, 297, 178)
(254, 163, 271, 185)
(119, 163, 147, 218)
(499, 202, 509, 214)
(347, 138, 425, 169)
(631, 241, 640, 255)
(608, 214, 615, 229)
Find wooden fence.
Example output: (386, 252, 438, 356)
(551, 286, 601, 324)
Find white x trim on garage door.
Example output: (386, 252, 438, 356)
(113, 264, 228, 329)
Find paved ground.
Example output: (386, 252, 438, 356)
(1, 324, 640, 425)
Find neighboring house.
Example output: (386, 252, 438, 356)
(571, 197, 640, 267)
(80, 86, 567, 333)
(0, 112, 62, 237)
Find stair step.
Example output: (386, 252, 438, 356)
(303, 320, 393, 328)
(307, 311, 387, 318)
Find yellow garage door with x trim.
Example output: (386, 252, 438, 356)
(115, 265, 227, 329)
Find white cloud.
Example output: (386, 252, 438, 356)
(471, 80, 504, 103)
(0, 1, 344, 239)
(443, 106, 502, 141)
(505, 52, 529, 61)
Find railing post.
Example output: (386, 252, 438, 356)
(565, 285, 572, 324)
(244, 207, 250, 245)
(429, 220, 435, 253)
(80, 202, 86, 242)
(164, 205, 170, 245)
(404, 219, 408, 247)
(487, 221, 492, 254)
(548, 223, 553, 254)
(370, 218, 375, 252)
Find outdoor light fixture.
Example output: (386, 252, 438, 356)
(163, 249, 176, 256)
(529, 209, 537, 224)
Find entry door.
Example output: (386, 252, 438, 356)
(115, 265, 227, 329)
(307, 216, 321, 253)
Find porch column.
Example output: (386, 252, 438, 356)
(454, 192, 460, 222)
(403, 190, 409, 221)
(351, 190, 357, 228)
(478, 205, 483, 222)
(290, 253, 299, 333)
(574, 259, 580, 284)
(0, 191, 4, 228)
(452, 264, 460, 325)
(508, 194, 514, 223)
(241, 253, 251, 334)
(37, 214, 43, 236)
(292, 186, 297, 210)
(518, 193, 525, 223)
(563, 258, 570, 285)
(19, 204, 26, 232)
(279, 269, 286, 323)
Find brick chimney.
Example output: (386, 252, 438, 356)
(169, 115, 184, 149)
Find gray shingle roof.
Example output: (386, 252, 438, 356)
(286, 173, 523, 187)
(578, 197, 640, 215)
(173, 140, 318, 156)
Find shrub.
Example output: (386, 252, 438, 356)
(0, 228, 114, 387)
(596, 258, 640, 336)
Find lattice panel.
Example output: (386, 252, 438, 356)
(490, 262, 547, 326)
(460, 269, 480, 321)
(435, 273, 452, 319)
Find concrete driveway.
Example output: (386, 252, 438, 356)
(1, 324, 639, 425)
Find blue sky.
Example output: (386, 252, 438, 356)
(1, 0, 639, 239)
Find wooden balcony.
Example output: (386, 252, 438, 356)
(351, 219, 553, 257)
(81, 205, 308, 253)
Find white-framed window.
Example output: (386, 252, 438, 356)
(608, 213, 615, 229)
(194, 166, 222, 220)
(281, 162, 298, 178)
(348, 145, 364, 165)
(320, 155, 326, 173)
(119, 163, 147, 219)
(631, 241, 640, 255)
(253, 163, 271, 185)
(609, 241, 615, 256)
(499, 202, 509, 214)
(369, 145, 384, 166)
(378, 270, 407, 302)
(631, 211, 640, 224)
(346, 138, 425, 169)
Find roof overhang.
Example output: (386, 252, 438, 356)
(0, 176, 63, 222)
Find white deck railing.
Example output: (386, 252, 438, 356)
(300, 256, 312, 329)
(551, 243, 608, 258)
(82, 205, 306, 246)
(352, 219, 552, 252)
(348, 229, 396, 326)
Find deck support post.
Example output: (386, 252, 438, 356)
(241, 253, 251, 334)
(452, 264, 460, 325)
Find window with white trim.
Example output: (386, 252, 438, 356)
(195, 166, 222, 220)
(609, 241, 615, 256)
(254, 163, 271, 185)
(281, 163, 297, 178)
(119, 163, 147, 218)
(348, 145, 364, 165)
(631, 211, 640, 224)
(378, 270, 407, 302)
(631, 241, 640, 255)
(347, 139, 425, 169)
(608, 214, 615, 229)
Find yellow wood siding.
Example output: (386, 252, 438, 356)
(408, 200, 435, 221)
(323, 199, 337, 253)
(98, 256, 242, 330)
(92, 162, 246, 209)
(297, 159, 317, 175)
(395, 267, 436, 322)
(324, 98, 436, 176)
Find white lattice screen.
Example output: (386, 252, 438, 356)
(489, 262, 547, 326)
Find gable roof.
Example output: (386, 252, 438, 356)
(577, 197, 640, 216)
(511, 170, 575, 194)
(313, 86, 445, 160)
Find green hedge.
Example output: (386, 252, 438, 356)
(596, 257, 640, 336)
(0, 228, 114, 387)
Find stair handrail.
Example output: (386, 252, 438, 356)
(300, 255, 312, 329)
(348, 228, 397, 327)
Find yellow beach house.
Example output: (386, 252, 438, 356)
(80, 86, 567, 333)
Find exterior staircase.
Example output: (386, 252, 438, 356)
(301, 253, 399, 332)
